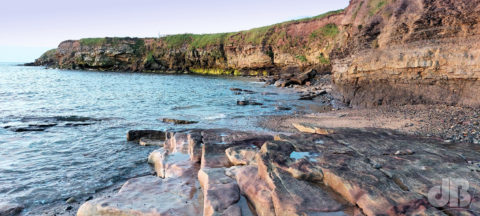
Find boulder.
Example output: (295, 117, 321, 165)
(77, 175, 202, 216)
(0, 203, 23, 216)
(126, 130, 165, 141)
(162, 118, 198, 125)
(225, 145, 258, 166)
(274, 79, 294, 88)
(290, 69, 317, 85)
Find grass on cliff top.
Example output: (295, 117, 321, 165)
(161, 9, 345, 48)
(162, 33, 230, 49)
(39, 49, 57, 59)
(79, 38, 107, 46)
(287, 9, 345, 23)
(79, 37, 144, 46)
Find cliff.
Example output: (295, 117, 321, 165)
(332, 0, 480, 107)
(34, 0, 480, 107)
(36, 10, 344, 75)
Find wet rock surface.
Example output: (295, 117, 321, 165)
(0, 202, 24, 216)
(162, 118, 199, 125)
(126, 130, 165, 142)
(237, 100, 263, 106)
(77, 126, 480, 216)
(2, 115, 102, 133)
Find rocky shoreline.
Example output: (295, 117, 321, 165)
(67, 124, 480, 216)
(4, 69, 479, 216)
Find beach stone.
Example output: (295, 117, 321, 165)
(126, 130, 165, 141)
(236, 100, 263, 106)
(66, 197, 76, 204)
(0, 203, 23, 216)
(77, 175, 202, 216)
(225, 145, 258, 165)
(198, 168, 241, 216)
(275, 106, 291, 111)
(230, 88, 255, 94)
(292, 122, 335, 135)
(162, 118, 198, 125)
(274, 79, 288, 87)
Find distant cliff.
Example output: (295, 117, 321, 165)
(34, 9, 344, 75)
(34, 0, 480, 107)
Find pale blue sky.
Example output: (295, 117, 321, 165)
(0, 0, 349, 62)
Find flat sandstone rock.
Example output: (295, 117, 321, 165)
(77, 175, 202, 216)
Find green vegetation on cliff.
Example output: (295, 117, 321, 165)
(160, 8, 345, 49)
(79, 38, 107, 46)
(368, 0, 387, 16)
(37, 8, 348, 75)
(163, 33, 229, 49)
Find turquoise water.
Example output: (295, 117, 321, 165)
(0, 63, 306, 213)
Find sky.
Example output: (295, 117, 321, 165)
(0, 0, 349, 62)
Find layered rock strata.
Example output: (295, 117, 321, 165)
(78, 127, 480, 216)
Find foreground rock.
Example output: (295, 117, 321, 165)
(79, 127, 480, 216)
(201, 129, 273, 168)
(225, 145, 258, 165)
(0, 203, 23, 216)
(198, 168, 244, 216)
(77, 175, 202, 216)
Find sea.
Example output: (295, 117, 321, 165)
(0, 62, 314, 214)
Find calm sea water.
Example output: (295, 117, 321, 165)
(0, 63, 308, 213)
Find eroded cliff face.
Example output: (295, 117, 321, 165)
(332, 0, 480, 107)
(38, 12, 344, 76)
(35, 0, 480, 107)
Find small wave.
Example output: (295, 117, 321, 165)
(204, 113, 226, 120)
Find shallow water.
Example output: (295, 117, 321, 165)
(0, 63, 311, 213)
